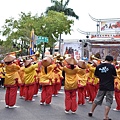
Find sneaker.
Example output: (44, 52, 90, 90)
(19, 96, 25, 99)
(88, 101, 93, 104)
(5, 105, 9, 108)
(88, 112, 92, 117)
(45, 103, 51, 105)
(113, 108, 120, 111)
(9, 105, 20, 109)
(72, 111, 76, 114)
(31, 99, 35, 102)
(33, 94, 38, 97)
(40, 102, 44, 105)
(85, 97, 89, 99)
(65, 110, 69, 114)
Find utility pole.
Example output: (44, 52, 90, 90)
(59, 34, 62, 54)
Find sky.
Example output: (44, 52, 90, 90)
(0, 0, 120, 40)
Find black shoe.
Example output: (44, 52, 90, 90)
(88, 112, 92, 117)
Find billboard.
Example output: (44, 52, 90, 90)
(63, 42, 82, 60)
(101, 21, 120, 31)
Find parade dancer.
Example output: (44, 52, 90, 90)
(23, 59, 41, 101)
(18, 60, 25, 99)
(4, 55, 21, 108)
(87, 60, 99, 103)
(52, 60, 64, 96)
(77, 60, 87, 105)
(0, 61, 5, 88)
(63, 57, 78, 114)
(34, 67, 40, 97)
(39, 56, 55, 105)
(113, 62, 120, 111)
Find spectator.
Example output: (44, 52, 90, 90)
(88, 55, 117, 120)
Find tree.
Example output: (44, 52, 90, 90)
(39, 11, 74, 54)
(46, 0, 79, 19)
(1, 11, 73, 55)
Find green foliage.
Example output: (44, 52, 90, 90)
(1, 11, 73, 55)
(46, 0, 79, 19)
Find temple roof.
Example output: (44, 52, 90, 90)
(89, 14, 120, 22)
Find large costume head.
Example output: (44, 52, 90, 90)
(78, 60, 86, 69)
(65, 57, 77, 65)
(42, 57, 52, 67)
(3, 55, 16, 63)
(25, 59, 32, 67)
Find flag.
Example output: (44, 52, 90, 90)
(30, 29, 35, 55)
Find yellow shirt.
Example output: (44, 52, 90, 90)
(4, 63, 21, 86)
(23, 63, 38, 85)
(77, 68, 87, 87)
(39, 64, 54, 85)
(18, 67, 25, 84)
(0, 67, 5, 78)
(114, 68, 120, 90)
(87, 64, 99, 84)
(63, 66, 78, 90)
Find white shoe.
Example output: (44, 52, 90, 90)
(113, 108, 120, 111)
(72, 111, 76, 114)
(45, 103, 51, 105)
(31, 99, 35, 102)
(88, 101, 93, 104)
(33, 94, 38, 97)
(5, 105, 9, 108)
(19, 96, 25, 99)
(40, 102, 44, 105)
(9, 105, 20, 108)
(65, 110, 69, 114)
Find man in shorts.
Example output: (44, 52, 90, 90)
(88, 55, 117, 120)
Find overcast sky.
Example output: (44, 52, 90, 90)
(0, 0, 120, 40)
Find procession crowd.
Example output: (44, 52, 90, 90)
(0, 53, 120, 120)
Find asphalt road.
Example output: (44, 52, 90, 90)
(0, 87, 120, 120)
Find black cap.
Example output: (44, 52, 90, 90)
(105, 55, 113, 62)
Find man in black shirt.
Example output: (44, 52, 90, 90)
(88, 55, 117, 120)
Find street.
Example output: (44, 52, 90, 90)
(0, 87, 119, 120)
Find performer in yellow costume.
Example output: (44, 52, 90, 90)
(113, 62, 120, 111)
(77, 60, 87, 105)
(63, 57, 78, 114)
(18, 60, 25, 99)
(0, 61, 5, 88)
(39, 56, 55, 105)
(22, 59, 41, 101)
(4, 55, 21, 108)
(86, 60, 99, 103)
(52, 57, 64, 96)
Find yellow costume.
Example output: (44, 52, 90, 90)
(4, 63, 21, 86)
(63, 66, 78, 90)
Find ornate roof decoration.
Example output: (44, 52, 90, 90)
(89, 14, 120, 22)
